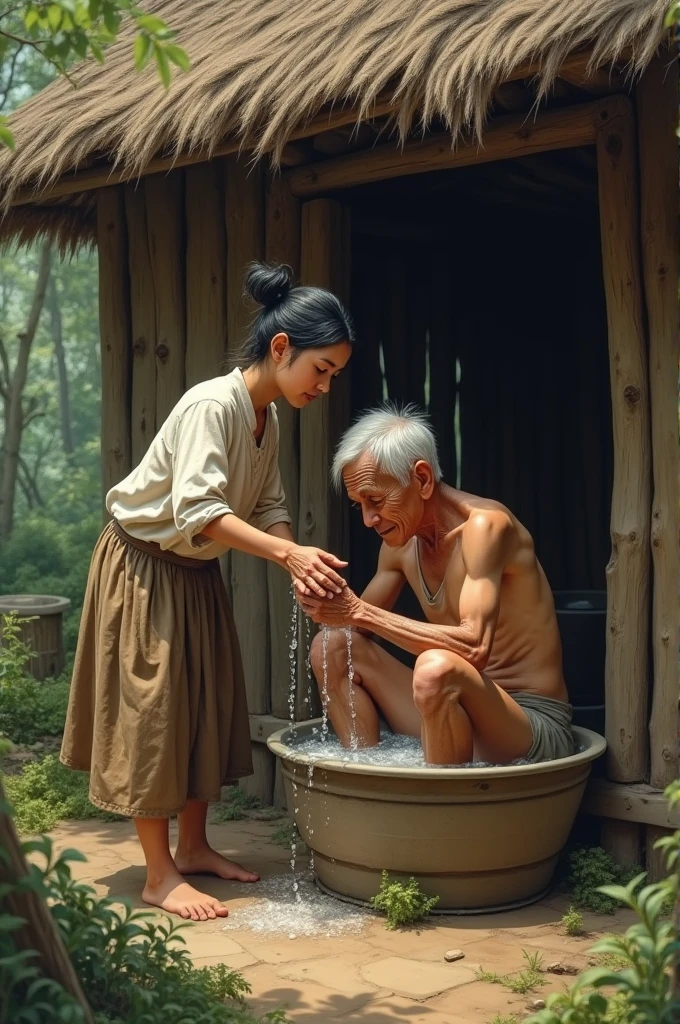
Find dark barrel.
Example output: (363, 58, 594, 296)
(553, 591, 606, 736)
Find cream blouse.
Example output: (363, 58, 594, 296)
(106, 368, 291, 560)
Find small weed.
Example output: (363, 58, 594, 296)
(488, 1015, 522, 1024)
(211, 786, 263, 822)
(562, 906, 585, 936)
(271, 821, 299, 847)
(478, 951, 544, 995)
(565, 847, 640, 914)
(370, 871, 439, 929)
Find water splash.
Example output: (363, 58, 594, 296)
(320, 625, 331, 742)
(344, 627, 359, 754)
(222, 872, 368, 938)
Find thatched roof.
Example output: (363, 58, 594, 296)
(0, 0, 668, 245)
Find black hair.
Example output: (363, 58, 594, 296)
(240, 261, 356, 366)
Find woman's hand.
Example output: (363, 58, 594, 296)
(298, 586, 362, 627)
(285, 545, 348, 598)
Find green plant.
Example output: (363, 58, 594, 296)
(563, 906, 586, 936)
(0, 819, 291, 1023)
(0, 612, 71, 744)
(566, 846, 640, 914)
(4, 754, 120, 833)
(489, 1016, 522, 1024)
(477, 950, 544, 995)
(211, 787, 263, 823)
(271, 822, 299, 847)
(370, 871, 439, 929)
(525, 780, 680, 1024)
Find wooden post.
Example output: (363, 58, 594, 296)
(98, 186, 131, 508)
(224, 156, 273, 803)
(0, 784, 94, 1021)
(184, 161, 228, 387)
(636, 54, 680, 791)
(144, 172, 186, 426)
(645, 825, 672, 883)
(596, 95, 651, 861)
(124, 184, 157, 465)
(601, 820, 642, 869)
(264, 173, 303, 720)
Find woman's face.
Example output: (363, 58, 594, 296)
(273, 336, 353, 409)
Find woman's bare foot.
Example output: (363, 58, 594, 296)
(142, 869, 229, 921)
(174, 845, 259, 883)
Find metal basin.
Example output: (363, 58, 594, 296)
(267, 722, 606, 914)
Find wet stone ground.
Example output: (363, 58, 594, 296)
(43, 814, 636, 1024)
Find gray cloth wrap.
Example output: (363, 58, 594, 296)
(512, 692, 575, 762)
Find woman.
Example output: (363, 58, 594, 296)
(61, 261, 355, 921)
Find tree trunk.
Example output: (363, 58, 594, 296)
(0, 239, 51, 538)
(47, 275, 74, 456)
(0, 780, 94, 1020)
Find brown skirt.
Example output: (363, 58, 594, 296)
(61, 521, 253, 818)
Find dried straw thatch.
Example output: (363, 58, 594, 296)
(0, 0, 668, 241)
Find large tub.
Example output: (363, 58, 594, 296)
(267, 722, 606, 913)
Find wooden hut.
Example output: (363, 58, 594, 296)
(0, 0, 676, 876)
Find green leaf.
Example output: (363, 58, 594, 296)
(24, 8, 40, 30)
(90, 40, 105, 63)
(137, 13, 168, 35)
(103, 7, 120, 35)
(154, 45, 171, 88)
(164, 44, 190, 72)
(47, 4, 63, 31)
(88, 0, 101, 16)
(134, 33, 151, 70)
(664, 0, 680, 27)
(58, 847, 87, 864)
(0, 125, 16, 151)
(0, 914, 26, 931)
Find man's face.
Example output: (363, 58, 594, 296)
(343, 454, 426, 547)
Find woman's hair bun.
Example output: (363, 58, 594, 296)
(244, 261, 293, 308)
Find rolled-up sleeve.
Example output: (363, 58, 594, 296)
(248, 448, 292, 533)
(171, 400, 233, 548)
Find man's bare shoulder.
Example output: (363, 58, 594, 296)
(377, 537, 410, 573)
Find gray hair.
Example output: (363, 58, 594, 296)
(331, 403, 443, 490)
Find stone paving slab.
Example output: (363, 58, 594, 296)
(45, 817, 634, 1023)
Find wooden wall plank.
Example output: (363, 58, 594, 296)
(596, 96, 651, 786)
(98, 186, 131, 506)
(185, 161, 228, 387)
(144, 172, 186, 426)
(124, 184, 157, 465)
(636, 54, 680, 790)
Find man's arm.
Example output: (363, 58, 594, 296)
(353, 543, 406, 637)
(352, 513, 515, 668)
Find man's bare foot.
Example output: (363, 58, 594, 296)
(142, 871, 229, 921)
(174, 846, 259, 883)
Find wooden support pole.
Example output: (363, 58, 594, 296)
(287, 102, 601, 197)
(224, 159, 269, 704)
(264, 173, 303, 720)
(601, 820, 642, 869)
(596, 95, 651, 787)
(123, 183, 157, 465)
(144, 172, 186, 426)
(184, 161, 228, 387)
(636, 54, 680, 791)
(97, 186, 131, 508)
(298, 199, 351, 561)
(645, 825, 672, 883)
(0, 784, 94, 1021)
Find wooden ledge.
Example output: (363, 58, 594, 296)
(582, 779, 677, 829)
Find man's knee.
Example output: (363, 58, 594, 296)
(309, 629, 349, 686)
(412, 650, 466, 716)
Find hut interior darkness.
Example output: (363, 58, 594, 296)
(0, 0, 676, 885)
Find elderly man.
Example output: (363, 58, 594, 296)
(298, 405, 574, 766)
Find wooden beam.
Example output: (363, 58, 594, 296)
(12, 50, 605, 207)
(636, 54, 680, 791)
(144, 172, 186, 425)
(250, 713, 289, 744)
(184, 161, 227, 387)
(123, 183, 156, 465)
(582, 779, 678, 829)
(264, 172, 304, 721)
(596, 95, 650, 785)
(224, 156, 271, 722)
(287, 100, 606, 197)
(98, 186, 131, 508)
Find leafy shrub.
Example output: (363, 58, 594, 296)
(562, 906, 585, 936)
(0, 612, 70, 744)
(0, 824, 290, 1024)
(477, 950, 544, 994)
(370, 871, 439, 929)
(271, 822, 299, 847)
(525, 781, 680, 1024)
(211, 787, 263, 823)
(566, 847, 640, 914)
(4, 755, 120, 833)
